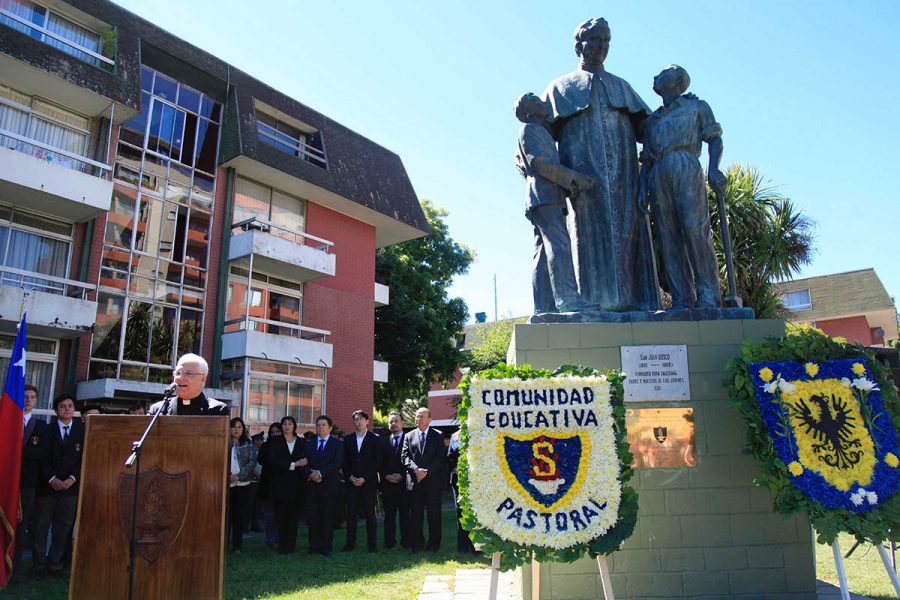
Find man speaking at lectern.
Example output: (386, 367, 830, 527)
(148, 354, 229, 416)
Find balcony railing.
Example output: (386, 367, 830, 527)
(224, 316, 330, 343)
(0, 265, 96, 299)
(0, 127, 112, 178)
(231, 217, 334, 253)
(0, 7, 114, 69)
(257, 126, 327, 168)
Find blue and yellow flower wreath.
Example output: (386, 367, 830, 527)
(729, 326, 900, 545)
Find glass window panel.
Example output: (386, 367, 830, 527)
(89, 359, 116, 380)
(169, 109, 185, 161)
(106, 186, 136, 248)
(152, 73, 177, 102)
(176, 86, 200, 114)
(10, 209, 70, 236)
(266, 275, 302, 292)
(128, 275, 154, 298)
(177, 308, 202, 356)
(185, 209, 208, 269)
(180, 113, 197, 167)
(99, 267, 126, 292)
(183, 265, 205, 289)
(141, 153, 168, 195)
(233, 177, 270, 225)
(148, 304, 175, 366)
(122, 299, 152, 362)
(150, 101, 176, 157)
(140, 66, 153, 92)
(162, 202, 188, 264)
(199, 97, 220, 122)
(289, 382, 321, 427)
(5, 229, 69, 280)
(128, 253, 156, 276)
(162, 282, 180, 304)
(135, 195, 164, 256)
(149, 367, 171, 384)
(91, 293, 124, 360)
(120, 92, 150, 147)
(191, 171, 214, 209)
(158, 259, 182, 285)
(288, 366, 325, 381)
(0, 205, 10, 220)
(194, 118, 218, 173)
(166, 165, 191, 205)
(114, 143, 142, 186)
(100, 248, 130, 273)
(181, 286, 203, 310)
(267, 290, 301, 333)
(0, 225, 7, 264)
(119, 363, 148, 382)
(270, 190, 305, 239)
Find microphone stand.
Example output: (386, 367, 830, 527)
(124, 389, 175, 600)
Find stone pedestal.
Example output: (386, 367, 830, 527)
(507, 319, 817, 600)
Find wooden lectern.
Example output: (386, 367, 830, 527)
(69, 415, 228, 600)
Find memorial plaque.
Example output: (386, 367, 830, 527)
(620, 345, 690, 401)
(626, 407, 696, 468)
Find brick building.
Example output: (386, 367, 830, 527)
(0, 0, 427, 433)
(775, 268, 898, 347)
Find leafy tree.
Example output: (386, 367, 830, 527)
(465, 318, 526, 372)
(374, 200, 474, 413)
(708, 165, 815, 318)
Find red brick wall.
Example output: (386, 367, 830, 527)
(816, 316, 872, 346)
(303, 202, 375, 433)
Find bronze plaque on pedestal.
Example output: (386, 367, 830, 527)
(626, 407, 696, 468)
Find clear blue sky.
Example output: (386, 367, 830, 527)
(117, 0, 900, 322)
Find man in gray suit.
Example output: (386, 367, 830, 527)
(401, 407, 446, 552)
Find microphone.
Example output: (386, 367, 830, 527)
(162, 382, 179, 397)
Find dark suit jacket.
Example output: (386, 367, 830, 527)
(380, 432, 407, 489)
(268, 435, 305, 502)
(303, 436, 344, 494)
(21, 415, 48, 490)
(343, 431, 380, 487)
(401, 428, 446, 491)
(39, 419, 85, 497)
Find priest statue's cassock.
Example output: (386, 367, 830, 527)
(542, 18, 659, 311)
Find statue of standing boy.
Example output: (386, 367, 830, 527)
(515, 93, 595, 313)
(641, 65, 726, 309)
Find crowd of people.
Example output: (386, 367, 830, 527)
(10, 353, 474, 586)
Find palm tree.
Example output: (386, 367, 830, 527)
(708, 165, 815, 318)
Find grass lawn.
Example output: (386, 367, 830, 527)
(1, 510, 489, 600)
(815, 533, 900, 600)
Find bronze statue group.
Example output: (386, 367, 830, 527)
(516, 18, 727, 315)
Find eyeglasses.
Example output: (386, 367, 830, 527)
(174, 370, 203, 378)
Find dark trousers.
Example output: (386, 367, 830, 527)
(11, 487, 36, 581)
(227, 484, 252, 551)
(344, 484, 377, 549)
(381, 482, 410, 549)
(307, 484, 336, 554)
(409, 483, 442, 551)
(260, 499, 278, 547)
(32, 494, 77, 573)
(274, 496, 301, 554)
(452, 481, 475, 553)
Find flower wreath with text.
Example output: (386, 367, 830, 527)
(728, 326, 900, 545)
(457, 363, 637, 570)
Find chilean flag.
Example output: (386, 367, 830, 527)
(0, 313, 26, 589)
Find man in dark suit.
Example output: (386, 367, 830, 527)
(303, 415, 344, 556)
(402, 407, 446, 552)
(10, 385, 47, 584)
(31, 394, 84, 578)
(342, 410, 380, 552)
(380, 411, 410, 550)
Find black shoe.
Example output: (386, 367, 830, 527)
(340, 545, 354, 552)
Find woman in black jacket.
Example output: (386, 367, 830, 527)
(256, 422, 282, 549)
(269, 416, 307, 553)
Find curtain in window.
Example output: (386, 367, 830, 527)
(0, 355, 55, 412)
(4, 229, 69, 292)
(0, 101, 29, 149)
(44, 11, 100, 66)
(0, 0, 44, 36)
(27, 116, 87, 169)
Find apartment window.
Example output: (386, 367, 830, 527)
(91, 66, 219, 383)
(0, 335, 57, 412)
(256, 111, 326, 168)
(225, 266, 302, 338)
(0, 83, 97, 173)
(782, 289, 812, 311)
(221, 357, 325, 432)
(233, 177, 305, 242)
(0, 0, 112, 68)
(0, 204, 72, 294)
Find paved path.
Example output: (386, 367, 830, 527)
(421, 570, 876, 599)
